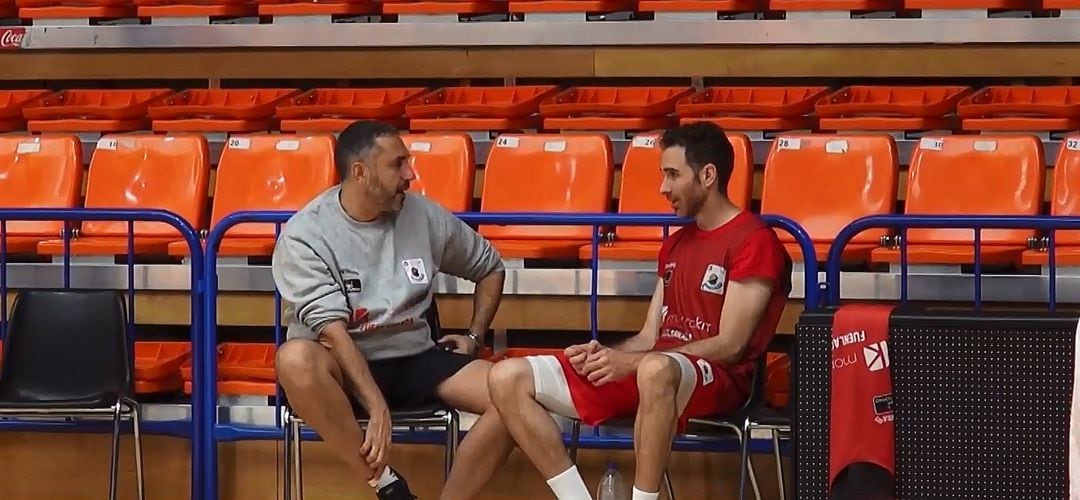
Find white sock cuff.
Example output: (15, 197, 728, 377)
(546, 465, 592, 500)
(632, 486, 660, 500)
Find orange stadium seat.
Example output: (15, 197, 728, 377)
(167, 134, 336, 258)
(0, 135, 83, 254)
(815, 85, 971, 132)
(579, 132, 753, 261)
(676, 86, 830, 131)
(760, 134, 899, 264)
(480, 134, 614, 260)
(0, 90, 49, 132)
(957, 86, 1080, 133)
(21, 89, 173, 133)
(871, 135, 1044, 267)
(37, 134, 211, 257)
(276, 88, 427, 133)
(405, 86, 560, 132)
(1021, 136, 1080, 267)
(402, 133, 475, 213)
(148, 88, 299, 133)
(539, 86, 693, 132)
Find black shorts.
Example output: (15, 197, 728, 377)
(365, 347, 476, 408)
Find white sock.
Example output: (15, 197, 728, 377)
(373, 467, 399, 490)
(546, 465, 593, 500)
(632, 486, 660, 500)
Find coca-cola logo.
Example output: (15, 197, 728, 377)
(0, 28, 26, 50)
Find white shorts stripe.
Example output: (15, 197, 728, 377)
(525, 355, 580, 419)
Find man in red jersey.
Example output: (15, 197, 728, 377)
(488, 122, 792, 500)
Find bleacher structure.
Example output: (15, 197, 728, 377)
(1, 6, 1080, 499)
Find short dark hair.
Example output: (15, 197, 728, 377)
(334, 120, 400, 181)
(659, 122, 734, 193)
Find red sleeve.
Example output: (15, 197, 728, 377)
(727, 227, 786, 287)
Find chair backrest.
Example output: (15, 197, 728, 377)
(0, 135, 83, 237)
(82, 134, 211, 238)
(212, 134, 336, 238)
(0, 290, 131, 403)
(905, 135, 1044, 245)
(402, 133, 475, 213)
(480, 134, 614, 240)
(761, 135, 898, 244)
(1049, 137, 1080, 245)
(616, 132, 753, 241)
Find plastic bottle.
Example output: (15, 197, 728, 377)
(596, 461, 630, 500)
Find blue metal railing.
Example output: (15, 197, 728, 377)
(0, 208, 205, 497)
(825, 214, 1080, 309)
(201, 210, 818, 500)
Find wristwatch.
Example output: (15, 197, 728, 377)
(465, 330, 485, 352)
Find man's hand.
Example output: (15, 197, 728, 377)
(439, 334, 478, 355)
(580, 345, 643, 386)
(361, 405, 392, 476)
(565, 340, 603, 375)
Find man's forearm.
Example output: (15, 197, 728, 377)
(614, 332, 655, 352)
(319, 321, 387, 412)
(669, 336, 743, 364)
(468, 270, 505, 337)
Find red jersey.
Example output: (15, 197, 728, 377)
(653, 210, 792, 395)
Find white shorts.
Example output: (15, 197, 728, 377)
(524, 352, 700, 419)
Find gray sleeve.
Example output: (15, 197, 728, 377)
(271, 232, 349, 335)
(432, 204, 504, 281)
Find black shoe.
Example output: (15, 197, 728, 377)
(376, 472, 417, 500)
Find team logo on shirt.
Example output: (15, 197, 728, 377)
(662, 262, 676, 287)
(700, 264, 726, 295)
(402, 258, 429, 285)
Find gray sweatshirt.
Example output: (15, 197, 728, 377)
(271, 186, 503, 360)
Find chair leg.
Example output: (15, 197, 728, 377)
(772, 429, 786, 500)
(444, 410, 460, 479)
(662, 470, 676, 500)
(282, 409, 292, 500)
(568, 419, 581, 464)
(291, 416, 304, 500)
(735, 421, 762, 500)
(108, 403, 123, 500)
(129, 401, 145, 500)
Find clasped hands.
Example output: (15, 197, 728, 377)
(564, 340, 640, 386)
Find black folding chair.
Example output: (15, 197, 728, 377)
(567, 357, 767, 500)
(0, 289, 144, 500)
(282, 300, 461, 500)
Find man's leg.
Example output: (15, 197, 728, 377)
(276, 339, 377, 485)
(631, 353, 686, 499)
(489, 357, 592, 500)
(434, 359, 515, 500)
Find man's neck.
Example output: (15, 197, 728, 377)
(339, 185, 381, 223)
(694, 194, 742, 232)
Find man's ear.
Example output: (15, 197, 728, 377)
(350, 159, 367, 182)
(700, 163, 718, 190)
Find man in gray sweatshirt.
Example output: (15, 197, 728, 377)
(271, 120, 512, 500)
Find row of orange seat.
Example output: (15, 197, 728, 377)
(2, 130, 1079, 266)
(2, 86, 1079, 135)
(3, 0, 1076, 21)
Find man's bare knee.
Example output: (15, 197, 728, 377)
(488, 359, 534, 403)
(276, 339, 340, 390)
(636, 353, 680, 394)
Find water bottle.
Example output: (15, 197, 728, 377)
(596, 461, 630, 500)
